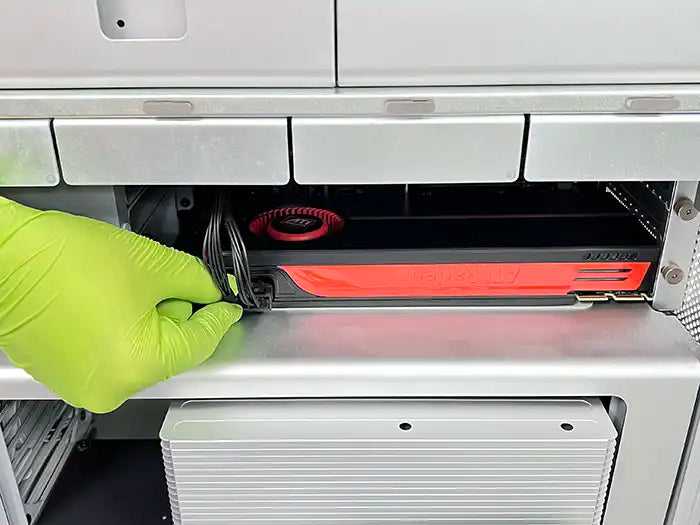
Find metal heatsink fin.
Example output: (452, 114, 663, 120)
(161, 398, 617, 525)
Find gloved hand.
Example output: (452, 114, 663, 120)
(0, 197, 242, 413)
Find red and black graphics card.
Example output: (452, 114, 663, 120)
(235, 197, 658, 309)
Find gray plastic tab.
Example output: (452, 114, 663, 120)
(385, 99, 436, 114)
(625, 97, 681, 112)
(143, 100, 193, 116)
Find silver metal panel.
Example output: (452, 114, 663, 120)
(292, 117, 524, 184)
(0, 1, 334, 88)
(162, 399, 616, 525)
(337, 0, 700, 87)
(0, 304, 695, 397)
(0, 496, 9, 525)
(666, 393, 700, 525)
(0, 426, 26, 525)
(0, 120, 59, 188)
(653, 182, 700, 311)
(54, 118, 290, 186)
(677, 228, 700, 337)
(8, 86, 700, 119)
(526, 114, 700, 182)
(2, 304, 699, 525)
(668, 191, 700, 525)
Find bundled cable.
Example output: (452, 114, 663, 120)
(203, 193, 260, 309)
(223, 209, 260, 309)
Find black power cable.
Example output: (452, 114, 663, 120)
(224, 217, 260, 309)
(203, 193, 259, 308)
(202, 193, 232, 298)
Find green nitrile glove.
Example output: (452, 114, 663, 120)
(0, 197, 242, 413)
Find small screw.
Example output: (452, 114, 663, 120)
(46, 174, 58, 185)
(674, 198, 699, 221)
(121, 222, 132, 231)
(662, 264, 685, 285)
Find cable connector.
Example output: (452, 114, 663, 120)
(203, 193, 272, 312)
(245, 281, 274, 312)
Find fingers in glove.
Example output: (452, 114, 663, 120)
(0, 197, 43, 246)
(156, 298, 193, 322)
(117, 229, 224, 304)
(154, 250, 224, 304)
(156, 302, 243, 377)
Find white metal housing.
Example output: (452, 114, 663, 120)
(337, 0, 700, 87)
(162, 398, 617, 525)
(0, 1, 335, 88)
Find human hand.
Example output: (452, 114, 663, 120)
(0, 197, 241, 412)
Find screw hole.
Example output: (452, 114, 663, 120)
(560, 422, 574, 431)
(399, 422, 412, 431)
(179, 198, 192, 208)
(116, 19, 125, 28)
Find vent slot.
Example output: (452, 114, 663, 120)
(0, 401, 93, 524)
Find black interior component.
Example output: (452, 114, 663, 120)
(40, 441, 171, 525)
(179, 182, 665, 254)
(243, 216, 653, 251)
(271, 213, 324, 234)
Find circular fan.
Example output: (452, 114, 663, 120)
(249, 206, 345, 242)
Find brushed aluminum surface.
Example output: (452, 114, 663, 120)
(653, 182, 700, 311)
(1, 305, 698, 525)
(526, 114, 700, 181)
(667, 186, 700, 525)
(0, 495, 8, 525)
(0, 120, 59, 188)
(53, 118, 290, 186)
(292, 116, 524, 184)
(4, 86, 700, 118)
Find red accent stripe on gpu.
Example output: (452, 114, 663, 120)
(279, 262, 651, 298)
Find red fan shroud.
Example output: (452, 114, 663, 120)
(249, 206, 345, 242)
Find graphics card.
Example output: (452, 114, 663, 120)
(200, 183, 663, 310)
(239, 209, 657, 309)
